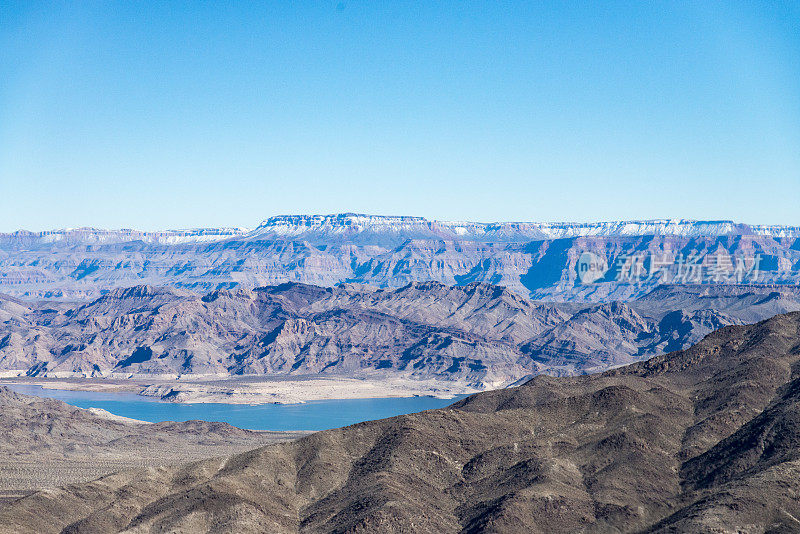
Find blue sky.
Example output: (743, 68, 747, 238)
(1, 1, 798, 231)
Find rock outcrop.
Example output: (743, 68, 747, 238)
(1, 281, 798, 384)
(2, 215, 798, 301)
(3, 312, 800, 532)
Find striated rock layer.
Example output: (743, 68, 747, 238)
(1, 215, 799, 301)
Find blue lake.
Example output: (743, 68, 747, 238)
(5, 384, 464, 431)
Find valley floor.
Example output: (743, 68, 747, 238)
(0, 449, 292, 506)
(0, 384, 310, 507)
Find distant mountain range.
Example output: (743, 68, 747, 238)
(2, 282, 798, 383)
(4, 311, 799, 532)
(5, 214, 800, 244)
(1, 214, 799, 301)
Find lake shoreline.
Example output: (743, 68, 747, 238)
(1, 382, 469, 432)
(0, 375, 484, 405)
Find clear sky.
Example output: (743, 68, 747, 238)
(1, 1, 798, 231)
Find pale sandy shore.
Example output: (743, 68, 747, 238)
(0, 376, 489, 405)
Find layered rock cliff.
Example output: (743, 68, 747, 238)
(1, 215, 798, 301)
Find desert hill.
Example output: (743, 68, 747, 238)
(3, 312, 799, 532)
(2, 282, 798, 384)
(0, 386, 306, 504)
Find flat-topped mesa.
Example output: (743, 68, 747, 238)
(247, 214, 439, 243)
(247, 215, 800, 243)
(1, 214, 798, 302)
(4, 215, 799, 248)
(257, 213, 430, 230)
(0, 227, 249, 247)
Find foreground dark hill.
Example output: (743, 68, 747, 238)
(2, 282, 798, 384)
(3, 312, 799, 533)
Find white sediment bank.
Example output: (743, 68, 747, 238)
(0, 376, 489, 405)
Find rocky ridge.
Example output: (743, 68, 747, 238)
(3, 312, 800, 532)
(1, 282, 798, 385)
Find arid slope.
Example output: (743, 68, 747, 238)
(2, 312, 799, 532)
(3, 282, 798, 386)
(0, 387, 306, 503)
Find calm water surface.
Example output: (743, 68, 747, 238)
(5, 384, 464, 431)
